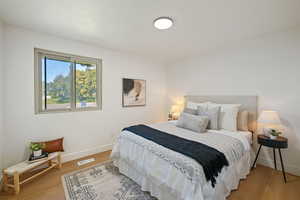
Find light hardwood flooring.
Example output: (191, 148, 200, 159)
(1, 150, 299, 200)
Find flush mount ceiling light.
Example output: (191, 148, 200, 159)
(153, 17, 173, 30)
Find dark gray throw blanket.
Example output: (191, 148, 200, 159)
(123, 124, 229, 187)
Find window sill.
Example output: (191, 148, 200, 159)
(35, 107, 102, 114)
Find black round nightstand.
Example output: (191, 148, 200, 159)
(252, 135, 288, 183)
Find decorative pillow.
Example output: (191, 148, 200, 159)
(34, 138, 64, 153)
(186, 101, 209, 110)
(176, 113, 209, 133)
(183, 108, 197, 115)
(208, 103, 241, 131)
(197, 105, 221, 130)
(237, 110, 249, 131)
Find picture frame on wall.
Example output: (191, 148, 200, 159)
(122, 78, 146, 107)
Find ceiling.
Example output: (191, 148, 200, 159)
(0, 0, 299, 64)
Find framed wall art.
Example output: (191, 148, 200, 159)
(122, 78, 146, 107)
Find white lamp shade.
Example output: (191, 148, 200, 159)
(258, 110, 281, 125)
(170, 105, 180, 113)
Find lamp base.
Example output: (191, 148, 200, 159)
(270, 135, 277, 140)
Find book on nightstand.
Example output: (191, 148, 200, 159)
(28, 152, 49, 163)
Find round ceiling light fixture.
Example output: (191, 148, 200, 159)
(153, 17, 173, 30)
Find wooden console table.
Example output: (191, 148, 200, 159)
(2, 152, 61, 194)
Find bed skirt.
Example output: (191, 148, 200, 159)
(114, 150, 252, 200)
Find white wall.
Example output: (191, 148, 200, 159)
(166, 28, 300, 175)
(0, 20, 4, 175)
(3, 25, 167, 167)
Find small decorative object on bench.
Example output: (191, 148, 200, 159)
(29, 142, 44, 157)
(28, 152, 49, 163)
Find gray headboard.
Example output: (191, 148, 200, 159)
(184, 95, 258, 132)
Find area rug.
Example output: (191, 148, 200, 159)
(62, 161, 156, 200)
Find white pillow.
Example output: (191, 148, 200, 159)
(176, 113, 209, 133)
(186, 101, 209, 110)
(208, 102, 241, 131)
(197, 105, 221, 130)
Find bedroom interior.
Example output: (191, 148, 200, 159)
(0, 0, 300, 200)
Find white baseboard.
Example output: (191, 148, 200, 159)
(61, 144, 113, 163)
(258, 157, 300, 176)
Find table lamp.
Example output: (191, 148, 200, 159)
(169, 105, 181, 120)
(258, 110, 282, 139)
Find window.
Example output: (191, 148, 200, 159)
(34, 48, 102, 113)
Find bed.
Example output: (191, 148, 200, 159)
(111, 95, 257, 200)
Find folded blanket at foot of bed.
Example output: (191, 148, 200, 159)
(123, 124, 229, 187)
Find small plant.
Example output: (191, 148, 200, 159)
(269, 129, 282, 137)
(30, 143, 44, 152)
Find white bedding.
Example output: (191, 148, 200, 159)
(111, 121, 252, 200)
(208, 130, 252, 145)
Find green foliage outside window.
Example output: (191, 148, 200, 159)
(46, 65, 96, 104)
(76, 66, 97, 103)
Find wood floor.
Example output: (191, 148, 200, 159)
(1, 150, 299, 200)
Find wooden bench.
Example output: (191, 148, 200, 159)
(2, 152, 61, 194)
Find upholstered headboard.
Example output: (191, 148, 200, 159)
(184, 95, 258, 132)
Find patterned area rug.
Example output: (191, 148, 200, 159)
(62, 161, 156, 200)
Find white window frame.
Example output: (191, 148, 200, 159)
(34, 48, 102, 114)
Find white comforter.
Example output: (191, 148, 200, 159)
(111, 121, 252, 200)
